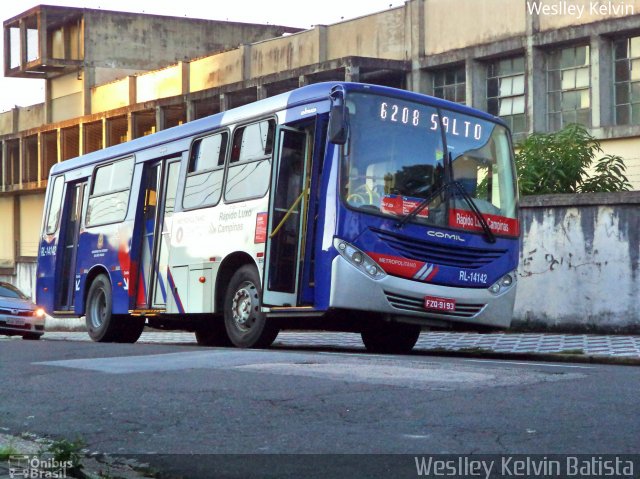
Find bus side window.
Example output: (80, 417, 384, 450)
(225, 119, 275, 202)
(183, 131, 228, 209)
(86, 157, 134, 227)
(45, 176, 65, 234)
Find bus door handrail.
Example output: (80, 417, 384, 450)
(269, 188, 309, 239)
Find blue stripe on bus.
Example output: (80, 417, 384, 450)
(167, 268, 185, 314)
(157, 269, 167, 303)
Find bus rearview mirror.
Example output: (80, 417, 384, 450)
(328, 104, 348, 145)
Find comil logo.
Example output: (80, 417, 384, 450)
(427, 231, 466, 242)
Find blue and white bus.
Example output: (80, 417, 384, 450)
(36, 82, 519, 353)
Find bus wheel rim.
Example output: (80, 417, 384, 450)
(232, 282, 257, 332)
(91, 289, 106, 328)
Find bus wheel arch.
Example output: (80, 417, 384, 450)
(215, 252, 259, 313)
(83, 265, 111, 314)
(84, 270, 144, 343)
(220, 262, 278, 349)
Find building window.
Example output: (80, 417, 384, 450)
(547, 45, 591, 130)
(432, 65, 466, 104)
(614, 36, 640, 125)
(487, 57, 526, 134)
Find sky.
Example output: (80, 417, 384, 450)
(0, 0, 400, 113)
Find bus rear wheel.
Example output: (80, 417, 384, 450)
(223, 265, 278, 349)
(86, 274, 143, 343)
(361, 320, 421, 354)
(195, 317, 232, 346)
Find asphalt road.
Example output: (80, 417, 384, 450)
(1, 339, 639, 478)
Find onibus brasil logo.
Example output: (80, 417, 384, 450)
(8, 455, 73, 478)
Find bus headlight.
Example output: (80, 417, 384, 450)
(334, 238, 386, 280)
(488, 271, 516, 295)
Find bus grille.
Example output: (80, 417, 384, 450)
(373, 229, 506, 269)
(384, 291, 486, 318)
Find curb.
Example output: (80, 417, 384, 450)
(270, 343, 640, 366)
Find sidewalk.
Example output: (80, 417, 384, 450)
(37, 330, 640, 361)
(0, 433, 155, 479)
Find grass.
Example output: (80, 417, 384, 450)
(0, 443, 20, 461)
(48, 437, 85, 473)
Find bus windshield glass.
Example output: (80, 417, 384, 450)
(342, 92, 517, 236)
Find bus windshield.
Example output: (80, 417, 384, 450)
(342, 92, 517, 236)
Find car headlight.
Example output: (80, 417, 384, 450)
(34, 308, 45, 318)
(488, 271, 516, 295)
(334, 238, 386, 280)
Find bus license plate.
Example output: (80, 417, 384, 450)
(424, 296, 456, 312)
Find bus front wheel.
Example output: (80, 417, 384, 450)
(223, 265, 278, 348)
(361, 320, 421, 354)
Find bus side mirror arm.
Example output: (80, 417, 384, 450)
(328, 90, 348, 145)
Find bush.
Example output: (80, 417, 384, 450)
(515, 124, 632, 195)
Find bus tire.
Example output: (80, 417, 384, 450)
(117, 316, 145, 343)
(361, 321, 421, 354)
(223, 265, 278, 349)
(195, 317, 232, 347)
(86, 274, 120, 342)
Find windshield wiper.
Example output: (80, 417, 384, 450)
(395, 179, 496, 244)
(395, 181, 447, 229)
(451, 180, 496, 244)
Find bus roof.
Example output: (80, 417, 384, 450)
(49, 82, 505, 176)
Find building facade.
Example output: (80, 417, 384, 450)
(2, 0, 640, 294)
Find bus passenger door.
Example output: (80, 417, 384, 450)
(152, 160, 180, 308)
(263, 127, 308, 306)
(137, 159, 180, 309)
(57, 181, 86, 311)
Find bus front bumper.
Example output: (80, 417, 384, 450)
(329, 255, 515, 329)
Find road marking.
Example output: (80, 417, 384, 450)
(35, 350, 314, 374)
(465, 359, 594, 369)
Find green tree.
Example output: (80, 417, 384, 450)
(515, 124, 632, 195)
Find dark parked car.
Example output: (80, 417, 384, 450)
(0, 281, 45, 340)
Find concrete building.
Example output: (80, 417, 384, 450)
(2, 0, 640, 294)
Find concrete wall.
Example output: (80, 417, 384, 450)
(0, 261, 37, 299)
(537, 0, 640, 30)
(326, 8, 406, 60)
(424, 0, 526, 55)
(83, 10, 296, 72)
(0, 105, 44, 135)
(50, 73, 84, 123)
(137, 64, 183, 103)
(515, 192, 640, 333)
(252, 30, 321, 77)
(19, 194, 44, 258)
(0, 197, 14, 267)
(93, 67, 145, 87)
(189, 50, 244, 92)
(0, 110, 14, 134)
(17, 104, 44, 132)
(92, 77, 131, 114)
